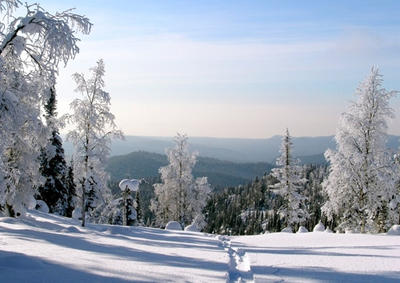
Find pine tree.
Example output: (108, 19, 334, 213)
(135, 190, 143, 225)
(322, 67, 397, 233)
(65, 158, 77, 218)
(38, 86, 69, 215)
(270, 129, 309, 231)
(64, 60, 123, 226)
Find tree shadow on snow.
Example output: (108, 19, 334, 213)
(0, 250, 145, 283)
(234, 247, 400, 259)
(0, 227, 227, 275)
(252, 265, 400, 282)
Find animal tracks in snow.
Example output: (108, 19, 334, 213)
(216, 235, 254, 283)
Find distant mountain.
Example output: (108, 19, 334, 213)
(106, 151, 273, 189)
(65, 135, 400, 163)
(297, 153, 327, 165)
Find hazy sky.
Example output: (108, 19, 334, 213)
(41, 0, 400, 138)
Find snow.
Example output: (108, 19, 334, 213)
(313, 221, 325, 232)
(35, 200, 49, 213)
(0, 211, 227, 282)
(281, 227, 293, 233)
(232, 232, 400, 282)
(118, 179, 140, 192)
(1, 211, 399, 282)
(297, 226, 308, 233)
(165, 221, 182, 230)
(387, 225, 400, 235)
(185, 224, 200, 232)
(72, 208, 82, 220)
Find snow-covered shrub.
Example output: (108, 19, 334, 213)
(165, 221, 182, 231)
(72, 208, 82, 220)
(281, 227, 293, 233)
(184, 224, 200, 232)
(36, 200, 49, 213)
(313, 221, 325, 232)
(387, 225, 400, 235)
(297, 226, 308, 233)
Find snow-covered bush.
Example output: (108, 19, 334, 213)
(387, 225, 400, 235)
(313, 221, 325, 232)
(297, 226, 308, 233)
(36, 200, 49, 213)
(281, 227, 293, 233)
(165, 221, 183, 231)
(184, 224, 200, 232)
(72, 208, 82, 220)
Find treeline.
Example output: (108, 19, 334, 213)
(203, 165, 329, 235)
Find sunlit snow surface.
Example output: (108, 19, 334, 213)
(0, 211, 399, 282)
(232, 232, 400, 282)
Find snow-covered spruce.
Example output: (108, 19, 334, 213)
(119, 179, 140, 226)
(322, 67, 398, 233)
(270, 129, 309, 231)
(38, 87, 71, 216)
(151, 133, 211, 228)
(0, 1, 91, 217)
(63, 60, 123, 227)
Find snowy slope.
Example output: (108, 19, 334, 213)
(232, 232, 400, 282)
(0, 211, 228, 282)
(1, 211, 400, 282)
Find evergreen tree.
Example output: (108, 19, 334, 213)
(322, 67, 397, 233)
(65, 158, 77, 218)
(270, 129, 309, 231)
(38, 87, 69, 215)
(135, 190, 143, 225)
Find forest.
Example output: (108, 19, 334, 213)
(0, 0, 399, 236)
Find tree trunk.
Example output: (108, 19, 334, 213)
(122, 188, 128, 226)
(81, 178, 86, 227)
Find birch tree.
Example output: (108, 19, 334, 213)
(151, 134, 211, 228)
(0, 1, 91, 216)
(64, 59, 123, 227)
(322, 67, 397, 233)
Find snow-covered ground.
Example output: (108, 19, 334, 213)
(232, 232, 400, 282)
(1, 211, 399, 282)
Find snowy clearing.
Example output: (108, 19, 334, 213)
(232, 232, 400, 282)
(1, 211, 400, 282)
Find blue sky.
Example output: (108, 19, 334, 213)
(44, 0, 400, 138)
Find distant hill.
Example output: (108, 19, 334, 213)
(298, 153, 327, 165)
(65, 135, 400, 163)
(106, 151, 273, 189)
